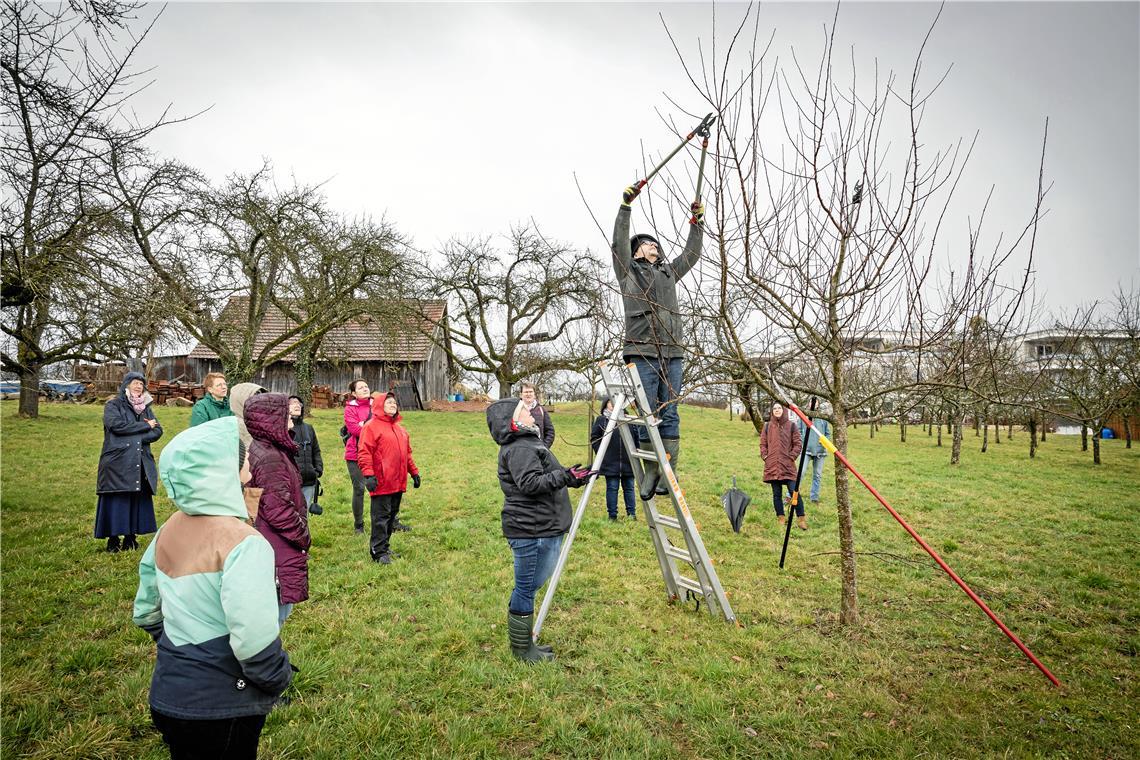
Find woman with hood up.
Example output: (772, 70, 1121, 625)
(759, 400, 805, 530)
(245, 393, 311, 626)
(134, 416, 293, 758)
(590, 395, 637, 521)
(356, 391, 420, 565)
(487, 397, 592, 663)
(95, 371, 163, 552)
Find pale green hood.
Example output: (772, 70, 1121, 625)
(158, 416, 246, 518)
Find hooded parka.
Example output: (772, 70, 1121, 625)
(590, 396, 634, 477)
(133, 417, 293, 720)
(760, 413, 803, 483)
(246, 393, 310, 605)
(356, 392, 418, 495)
(487, 398, 573, 539)
(97, 372, 163, 494)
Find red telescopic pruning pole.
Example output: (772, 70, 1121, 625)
(770, 378, 1061, 687)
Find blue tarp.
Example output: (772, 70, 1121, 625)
(0, 379, 86, 397)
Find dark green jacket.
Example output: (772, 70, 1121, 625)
(189, 394, 233, 427)
(611, 204, 702, 359)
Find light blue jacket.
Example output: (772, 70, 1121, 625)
(797, 417, 831, 458)
(134, 417, 293, 719)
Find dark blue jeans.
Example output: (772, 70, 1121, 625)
(605, 475, 636, 518)
(770, 480, 804, 517)
(507, 535, 564, 615)
(628, 356, 683, 442)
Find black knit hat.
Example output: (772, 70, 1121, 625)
(630, 234, 660, 257)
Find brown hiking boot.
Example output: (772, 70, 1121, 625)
(797, 515, 808, 531)
(777, 514, 787, 528)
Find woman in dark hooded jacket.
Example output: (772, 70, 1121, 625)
(288, 395, 324, 515)
(246, 393, 311, 627)
(590, 395, 637, 521)
(487, 397, 591, 663)
(95, 371, 163, 552)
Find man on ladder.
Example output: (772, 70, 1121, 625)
(612, 169, 707, 500)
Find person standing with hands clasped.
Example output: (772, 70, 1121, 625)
(487, 397, 593, 663)
(357, 392, 420, 565)
(760, 401, 805, 530)
(612, 182, 704, 500)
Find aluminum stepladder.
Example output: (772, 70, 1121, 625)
(533, 359, 735, 639)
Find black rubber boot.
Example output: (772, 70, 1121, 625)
(507, 612, 554, 663)
(122, 534, 139, 551)
(105, 536, 121, 553)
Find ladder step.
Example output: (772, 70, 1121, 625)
(663, 544, 692, 564)
(629, 449, 661, 461)
(675, 576, 704, 595)
(655, 514, 682, 530)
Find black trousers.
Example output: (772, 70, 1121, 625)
(369, 491, 403, 557)
(151, 709, 266, 760)
(345, 460, 366, 530)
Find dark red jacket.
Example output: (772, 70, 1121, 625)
(759, 414, 802, 483)
(357, 393, 418, 496)
(246, 393, 311, 605)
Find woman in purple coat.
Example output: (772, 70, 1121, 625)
(245, 393, 311, 627)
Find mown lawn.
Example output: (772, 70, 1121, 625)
(1, 402, 1137, 759)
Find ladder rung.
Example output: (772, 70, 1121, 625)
(629, 449, 661, 461)
(675, 576, 704, 595)
(655, 514, 682, 530)
(663, 544, 692, 564)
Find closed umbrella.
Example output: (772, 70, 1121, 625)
(722, 476, 751, 533)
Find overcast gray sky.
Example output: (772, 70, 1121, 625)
(130, 1, 1139, 318)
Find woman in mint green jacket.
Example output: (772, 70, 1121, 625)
(134, 416, 294, 758)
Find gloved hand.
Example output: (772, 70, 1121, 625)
(566, 464, 596, 487)
(412, 473, 421, 489)
(690, 200, 705, 225)
(363, 475, 378, 492)
(622, 183, 642, 206)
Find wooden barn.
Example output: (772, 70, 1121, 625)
(185, 298, 453, 408)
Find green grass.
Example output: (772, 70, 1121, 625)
(2, 403, 1138, 758)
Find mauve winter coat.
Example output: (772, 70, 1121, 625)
(356, 393, 418, 496)
(342, 396, 371, 461)
(246, 393, 311, 605)
(759, 415, 803, 483)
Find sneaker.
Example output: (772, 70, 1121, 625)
(627, 512, 637, 520)
(308, 503, 323, 515)
(375, 553, 392, 565)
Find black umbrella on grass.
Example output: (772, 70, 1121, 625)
(722, 476, 751, 533)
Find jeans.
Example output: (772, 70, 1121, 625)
(506, 535, 564, 615)
(278, 603, 293, 628)
(807, 454, 825, 502)
(628, 356, 683, 442)
(605, 475, 636, 518)
(370, 492, 403, 558)
(345, 460, 366, 530)
(770, 480, 804, 517)
(151, 708, 266, 760)
(300, 484, 316, 509)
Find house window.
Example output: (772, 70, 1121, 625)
(1036, 344, 1054, 357)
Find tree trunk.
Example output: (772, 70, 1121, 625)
(974, 416, 980, 436)
(900, 418, 907, 443)
(17, 366, 41, 418)
(981, 415, 989, 452)
(1125, 415, 1132, 449)
(950, 416, 963, 465)
(294, 340, 318, 413)
(1029, 416, 1037, 458)
(497, 373, 513, 400)
(869, 417, 875, 438)
(1081, 424, 1088, 452)
(1008, 421, 1014, 439)
(1092, 428, 1101, 465)
(1040, 424, 1047, 442)
(831, 409, 858, 625)
(936, 419, 943, 447)
(994, 419, 1001, 444)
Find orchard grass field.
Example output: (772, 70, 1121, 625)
(1, 402, 1138, 759)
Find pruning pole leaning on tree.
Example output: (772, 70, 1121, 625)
(768, 373, 1061, 687)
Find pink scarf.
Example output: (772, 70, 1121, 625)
(127, 389, 150, 415)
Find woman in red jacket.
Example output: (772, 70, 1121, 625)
(246, 393, 311, 625)
(356, 392, 420, 564)
(759, 401, 804, 530)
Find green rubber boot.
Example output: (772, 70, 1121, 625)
(639, 452, 660, 501)
(658, 437, 681, 495)
(507, 613, 554, 663)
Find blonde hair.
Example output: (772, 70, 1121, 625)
(204, 372, 226, 390)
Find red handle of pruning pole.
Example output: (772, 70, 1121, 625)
(786, 403, 1061, 688)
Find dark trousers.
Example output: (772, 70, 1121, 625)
(605, 475, 636, 518)
(151, 709, 266, 760)
(370, 491, 403, 557)
(627, 356, 683, 443)
(770, 480, 804, 517)
(346, 460, 366, 530)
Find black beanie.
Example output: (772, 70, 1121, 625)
(630, 234, 660, 257)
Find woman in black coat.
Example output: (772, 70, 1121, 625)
(288, 395, 324, 515)
(590, 396, 637, 521)
(95, 372, 163, 552)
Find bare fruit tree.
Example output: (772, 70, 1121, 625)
(653, 6, 1045, 624)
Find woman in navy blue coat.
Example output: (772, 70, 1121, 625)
(95, 372, 162, 552)
(590, 396, 637, 520)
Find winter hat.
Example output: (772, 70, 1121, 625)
(630, 233, 660, 257)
